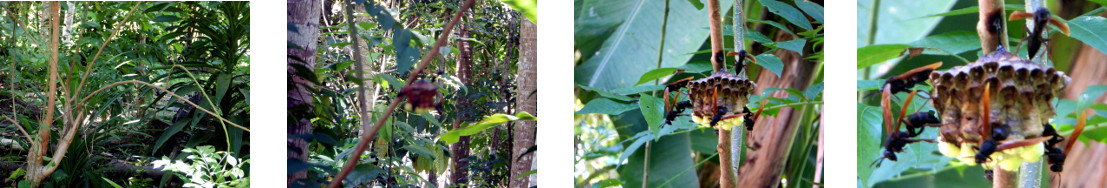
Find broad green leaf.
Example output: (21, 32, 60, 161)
(759, 0, 812, 30)
(775, 39, 806, 55)
(639, 94, 664, 139)
(579, 85, 636, 101)
(576, 98, 639, 115)
(754, 54, 783, 78)
(439, 112, 537, 144)
(685, 0, 704, 10)
(858, 79, 884, 91)
(857, 104, 881, 187)
(152, 15, 181, 22)
(619, 133, 699, 187)
(910, 31, 981, 55)
(804, 82, 824, 100)
(575, 0, 732, 90)
(635, 68, 678, 86)
(612, 85, 666, 95)
(617, 132, 652, 163)
(1076, 85, 1107, 113)
(857, 0, 954, 46)
(744, 31, 775, 44)
(856, 44, 911, 69)
(402, 144, 435, 158)
(499, 0, 537, 24)
(1067, 16, 1107, 56)
(746, 19, 796, 37)
(795, 1, 824, 23)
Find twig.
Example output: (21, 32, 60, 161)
(2, 115, 31, 143)
(328, 0, 476, 187)
(72, 2, 142, 103)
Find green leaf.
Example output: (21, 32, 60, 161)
(439, 112, 537, 144)
(804, 82, 824, 100)
(754, 54, 783, 78)
(619, 133, 699, 187)
(612, 85, 666, 95)
(420, 112, 442, 127)
(576, 98, 639, 115)
(920, 6, 979, 18)
(152, 15, 181, 22)
(617, 132, 653, 163)
(910, 31, 981, 55)
(402, 144, 436, 158)
(1077, 85, 1107, 113)
(102, 177, 123, 188)
(575, 0, 732, 90)
(635, 68, 679, 86)
(579, 85, 636, 101)
(759, 0, 812, 30)
(745, 31, 775, 44)
(499, 0, 537, 23)
(685, 0, 704, 10)
(775, 39, 807, 55)
(856, 44, 911, 69)
(746, 19, 797, 37)
(1067, 16, 1107, 56)
(638, 94, 664, 139)
(795, 1, 824, 23)
(857, 104, 881, 187)
(858, 79, 884, 91)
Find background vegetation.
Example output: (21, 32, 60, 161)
(856, 0, 1107, 187)
(0, 1, 250, 187)
(286, 0, 538, 187)
(574, 0, 824, 187)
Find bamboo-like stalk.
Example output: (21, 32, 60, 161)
(731, 0, 747, 177)
(705, 0, 735, 186)
(345, 0, 372, 149)
(328, 0, 476, 187)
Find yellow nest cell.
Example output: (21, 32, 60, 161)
(928, 49, 1068, 170)
(686, 71, 756, 131)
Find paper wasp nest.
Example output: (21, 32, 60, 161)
(929, 49, 1069, 168)
(687, 72, 756, 131)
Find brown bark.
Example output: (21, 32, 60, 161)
(287, 0, 320, 186)
(450, 21, 473, 186)
(509, 17, 537, 188)
(735, 32, 814, 187)
(977, 0, 1008, 54)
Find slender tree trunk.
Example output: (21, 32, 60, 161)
(25, 2, 59, 186)
(450, 16, 474, 186)
(287, 0, 320, 186)
(509, 17, 537, 188)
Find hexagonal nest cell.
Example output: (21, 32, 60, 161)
(687, 71, 756, 130)
(928, 49, 1070, 163)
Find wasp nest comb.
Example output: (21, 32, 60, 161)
(687, 72, 756, 131)
(929, 48, 1070, 169)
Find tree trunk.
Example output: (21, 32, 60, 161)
(449, 21, 474, 186)
(509, 17, 537, 188)
(735, 31, 815, 187)
(287, 0, 320, 186)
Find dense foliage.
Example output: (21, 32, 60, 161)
(574, 0, 824, 187)
(0, 1, 249, 187)
(856, 1, 1107, 187)
(286, 0, 537, 187)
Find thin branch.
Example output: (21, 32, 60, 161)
(328, 0, 477, 187)
(2, 116, 31, 143)
(73, 2, 142, 102)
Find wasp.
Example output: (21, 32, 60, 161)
(1009, 7, 1071, 60)
(882, 62, 942, 96)
(872, 89, 938, 166)
(726, 49, 757, 75)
